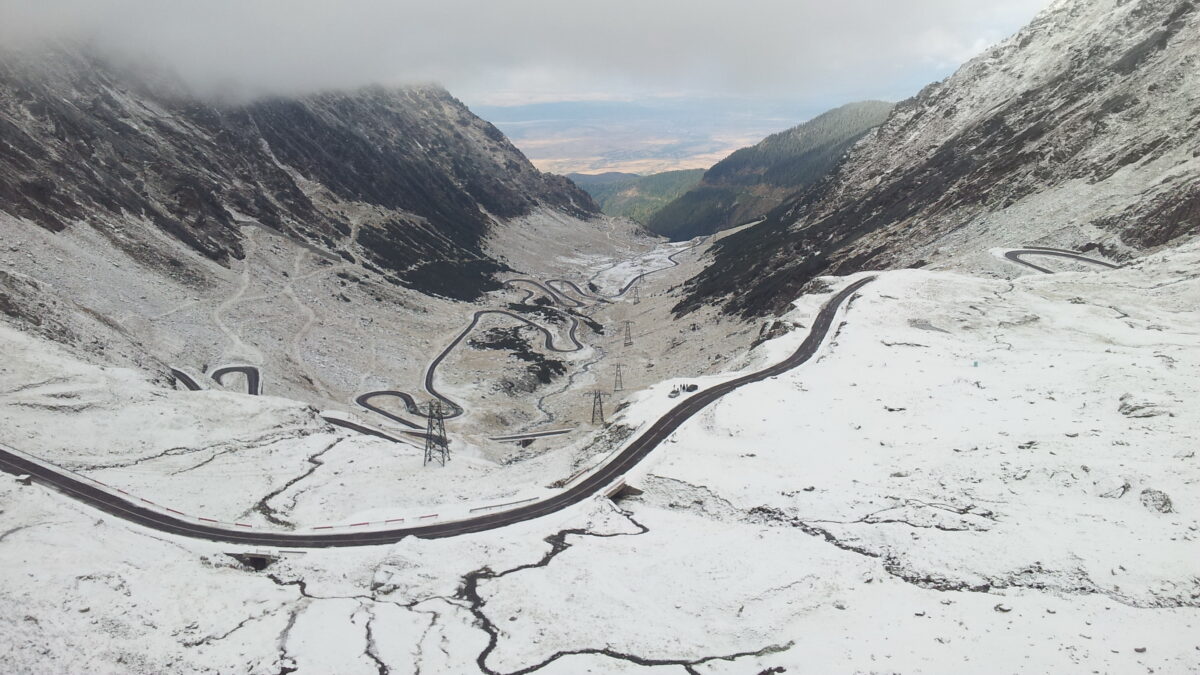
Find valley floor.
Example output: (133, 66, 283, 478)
(0, 228, 1197, 673)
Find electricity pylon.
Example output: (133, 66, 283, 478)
(613, 363, 624, 392)
(631, 284, 640, 305)
(585, 391, 609, 425)
(622, 320, 634, 347)
(423, 401, 449, 466)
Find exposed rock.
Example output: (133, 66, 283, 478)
(1118, 393, 1169, 418)
(1097, 480, 1132, 499)
(751, 320, 794, 348)
(1139, 488, 1174, 514)
(468, 326, 567, 389)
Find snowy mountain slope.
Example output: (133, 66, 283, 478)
(0, 239, 1196, 673)
(0, 205, 649, 428)
(0, 2, 1197, 671)
(0, 47, 598, 302)
(0, 45, 626, 419)
(679, 0, 1200, 318)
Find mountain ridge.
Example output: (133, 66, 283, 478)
(676, 0, 1200, 318)
(568, 169, 704, 224)
(646, 100, 893, 241)
(0, 47, 598, 301)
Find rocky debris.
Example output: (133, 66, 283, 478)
(468, 326, 567, 389)
(1097, 479, 1132, 499)
(1139, 488, 1174, 514)
(908, 319, 951, 334)
(752, 320, 795, 348)
(1118, 393, 1170, 418)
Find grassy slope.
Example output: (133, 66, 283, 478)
(647, 101, 894, 241)
(569, 169, 705, 224)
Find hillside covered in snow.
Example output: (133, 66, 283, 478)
(679, 0, 1200, 318)
(0, 0, 1198, 673)
(1, 236, 1196, 673)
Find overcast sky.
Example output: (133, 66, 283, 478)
(2, 0, 1055, 107)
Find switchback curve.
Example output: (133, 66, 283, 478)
(210, 365, 262, 396)
(1002, 248, 1120, 274)
(587, 237, 708, 299)
(0, 277, 874, 547)
(358, 305, 587, 422)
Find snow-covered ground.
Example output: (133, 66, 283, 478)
(1, 233, 1196, 673)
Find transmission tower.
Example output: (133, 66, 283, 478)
(622, 320, 634, 347)
(631, 284, 640, 304)
(585, 390, 610, 425)
(613, 363, 624, 392)
(423, 401, 449, 466)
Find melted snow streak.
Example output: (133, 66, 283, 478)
(453, 504, 792, 675)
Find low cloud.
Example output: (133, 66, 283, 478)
(0, 0, 1054, 103)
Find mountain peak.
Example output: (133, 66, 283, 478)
(676, 0, 1199, 318)
(0, 46, 598, 300)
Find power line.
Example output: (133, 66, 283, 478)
(423, 401, 449, 466)
(584, 390, 609, 425)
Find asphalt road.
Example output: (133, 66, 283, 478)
(322, 415, 419, 446)
(488, 428, 575, 442)
(358, 306, 586, 421)
(170, 368, 204, 392)
(355, 241, 705, 425)
(505, 279, 584, 308)
(210, 365, 262, 396)
(0, 277, 874, 548)
(588, 237, 707, 298)
(353, 391, 425, 429)
(1003, 248, 1120, 274)
(546, 278, 612, 304)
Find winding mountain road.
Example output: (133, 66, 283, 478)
(546, 279, 612, 305)
(210, 365, 262, 396)
(1002, 248, 1120, 274)
(357, 305, 587, 421)
(587, 237, 707, 298)
(0, 277, 873, 547)
(169, 368, 205, 392)
(354, 391, 425, 429)
(505, 279, 584, 308)
(355, 239, 707, 425)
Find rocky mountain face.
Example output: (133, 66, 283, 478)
(0, 48, 598, 301)
(647, 101, 893, 241)
(678, 0, 1200, 318)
